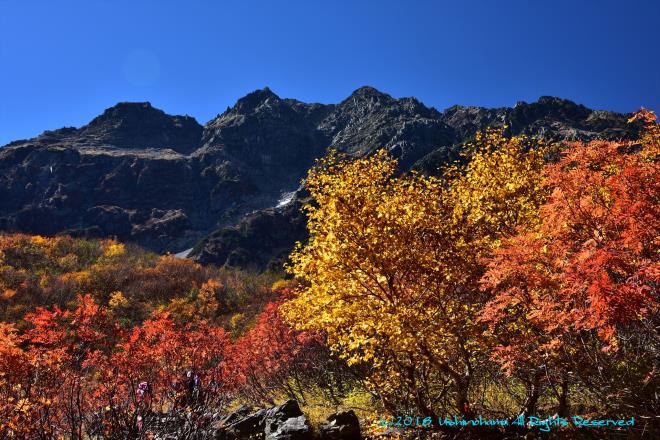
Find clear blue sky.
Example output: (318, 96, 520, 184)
(1, 0, 659, 145)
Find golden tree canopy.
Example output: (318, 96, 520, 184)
(283, 131, 548, 413)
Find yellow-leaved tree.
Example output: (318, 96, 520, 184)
(282, 131, 549, 416)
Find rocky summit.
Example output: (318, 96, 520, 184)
(0, 87, 641, 268)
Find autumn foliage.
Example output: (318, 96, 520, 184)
(283, 131, 549, 416)
(284, 111, 659, 430)
(480, 110, 659, 417)
(0, 237, 325, 437)
(226, 292, 336, 406)
(0, 290, 328, 438)
(0, 235, 279, 326)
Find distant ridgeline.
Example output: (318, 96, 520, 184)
(0, 87, 642, 271)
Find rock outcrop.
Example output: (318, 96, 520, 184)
(215, 400, 313, 440)
(319, 410, 361, 440)
(190, 92, 641, 271)
(192, 193, 310, 272)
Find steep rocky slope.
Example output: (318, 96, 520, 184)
(0, 87, 641, 268)
(189, 92, 640, 270)
(0, 103, 240, 252)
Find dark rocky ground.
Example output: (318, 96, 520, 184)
(0, 87, 642, 270)
(131, 399, 621, 440)
(132, 399, 358, 440)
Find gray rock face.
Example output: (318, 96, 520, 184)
(0, 87, 642, 263)
(317, 86, 456, 169)
(216, 405, 254, 428)
(319, 410, 361, 440)
(190, 90, 641, 271)
(221, 409, 266, 439)
(265, 415, 312, 440)
(215, 400, 312, 440)
(0, 141, 243, 252)
(192, 191, 310, 271)
(439, 96, 638, 142)
(77, 102, 203, 153)
(200, 88, 333, 192)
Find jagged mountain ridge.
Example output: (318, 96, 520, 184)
(0, 87, 640, 265)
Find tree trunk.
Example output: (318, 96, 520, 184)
(558, 376, 569, 417)
(415, 387, 437, 419)
(522, 371, 542, 416)
(456, 380, 473, 417)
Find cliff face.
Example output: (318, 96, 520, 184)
(0, 88, 641, 267)
(0, 102, 237, 252)
(189, 90, 641, 271)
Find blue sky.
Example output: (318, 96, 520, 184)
(1, 0, 659, 145)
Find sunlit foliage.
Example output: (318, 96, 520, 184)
(0, 235, 278, 326)
(283, 130, 548, 415)
(480, 111, 660, 418)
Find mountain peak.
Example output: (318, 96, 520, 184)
(234, 87, 281, 113)
(339, 86, 395, 109)
(86, 102, 168, 127)
(537, 96, 576, 105)
(348, 86, 391, 100)
(512, 96, 591, 121)
(77, 102, 202, 152)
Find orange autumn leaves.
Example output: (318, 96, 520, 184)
(479, 115, 659, 396)
(0, 323, 31, 435)
(481, 133, 659, 349)
(475, 113, 659, 419)
(226, 296, 326, 405)
(0, 227, 320, 436)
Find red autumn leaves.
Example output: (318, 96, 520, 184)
(0, 291, 316, 438)
(481, 132, 659, 366)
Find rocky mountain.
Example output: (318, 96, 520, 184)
(190, 91, 641, 271)
(0, 87, 641, 269)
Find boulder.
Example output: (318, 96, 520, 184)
(319, 410, 361, 440)
(217, 400, 312, 440)
(216, 404, 254, 427)
(220, 408, 266, 439)
(265, 415, 312, 440)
